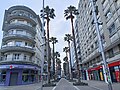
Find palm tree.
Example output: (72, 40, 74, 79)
(64, 34, 73, 80)
(54, 51, 60, 79)
(64, 5, 81, 82)
(56, 58, 61, 79)
(56, 58, 61, 65)
(49, 37, 58, 80)
(63, 47, 70, 79)
(54, 51, 60, 59)
(63, 47, 69, 57)
(63, 56, 68, 62)
(41, 6, 55, 84)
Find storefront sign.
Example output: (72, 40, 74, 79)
(0, 64, 40, 70)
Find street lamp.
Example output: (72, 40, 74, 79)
(90, 0, 113, 90)
(40, 0, 45, 90)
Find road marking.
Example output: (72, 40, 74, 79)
(52, 86, 56, 90)
(89, 86, 103, 90)
(74, 86, 80, 90)
(52, 79, 61, 90)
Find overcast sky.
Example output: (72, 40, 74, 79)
(0, 0, 79, 65)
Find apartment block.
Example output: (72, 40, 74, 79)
(76, 0, 120, 82)
(0, 5, 45, 86)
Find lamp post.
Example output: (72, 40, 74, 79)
(40, 0, 45, 90)
(90, 0, 112, 90)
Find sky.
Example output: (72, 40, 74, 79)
(0, 0, 79, 66)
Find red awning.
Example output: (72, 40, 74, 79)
(108, 60, 120, 67)
(88, 65, 102, 72)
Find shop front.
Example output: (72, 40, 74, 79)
(87, 66, 104, 81)
(0, 64, 41, 86)
(108, 61, 120, 83)
(86, 61, 120, 83)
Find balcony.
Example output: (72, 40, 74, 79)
(7, 14, 37, 26)
(1, 46, 35, 54)
(3, 23, 36, 35)
(3, 34, 35, 44)
(0, 57, 32, 62)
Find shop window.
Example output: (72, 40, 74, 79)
(0, 70, 6, 83)
(30, 70, 35, 82)
(22, 70, 29, 83)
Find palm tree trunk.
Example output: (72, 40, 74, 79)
(65, 51, 70, 79)
(70, 16, 81, 82)
(52, 43, 55, 80)
(68, 41, 73, 80)
(47, 17, 51, 84)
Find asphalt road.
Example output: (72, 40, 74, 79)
(52, 78, 79, 90)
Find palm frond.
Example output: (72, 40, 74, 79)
(66, 15, 71, 20)
(64, 5, 78, 19)
(40, 6, 55, 21)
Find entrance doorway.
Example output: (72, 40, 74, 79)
(9, 72, 18, 86)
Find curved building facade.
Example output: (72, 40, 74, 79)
(0, 6, 45, 86)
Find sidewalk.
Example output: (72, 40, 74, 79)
(0, 82, 42, 90)
(81, 80, 120, 90)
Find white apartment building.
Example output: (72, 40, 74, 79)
(0, 5, 46, 86)
(75, 0, 120, 82)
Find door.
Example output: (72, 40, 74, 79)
(9, 72, 18, 86)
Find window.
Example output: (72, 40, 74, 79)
(8, 41, 13, 46)
(108, 23, 116, 35)
(0, 70, 6, 83)
(116, 0, 120, 8)
(101, 34, 105, 43)
(25, 42, 27, 46)
(93, 30, 97, 37)
(22, 70, 29, 82)
(95, 41, 98, 48)
(118, 44, 120, 52)
(108, 49, 114, 58)
(24, 55, 27, 60)
(105, 9, 112, 19)
(17, 19, 24, 23)
(8, 30, 14, 35)
(15, 41, 22, 46)
(10, 19, 16, 24)
(91, 45, 94, 51)
(13, 54, 20, 59)
(102, 0, 108, 9)
(4, 55, 7, 60)
(16, 30, 23, 34)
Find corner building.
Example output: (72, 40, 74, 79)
(77, 0, 120, 82)
(0, 6, 45, 86)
